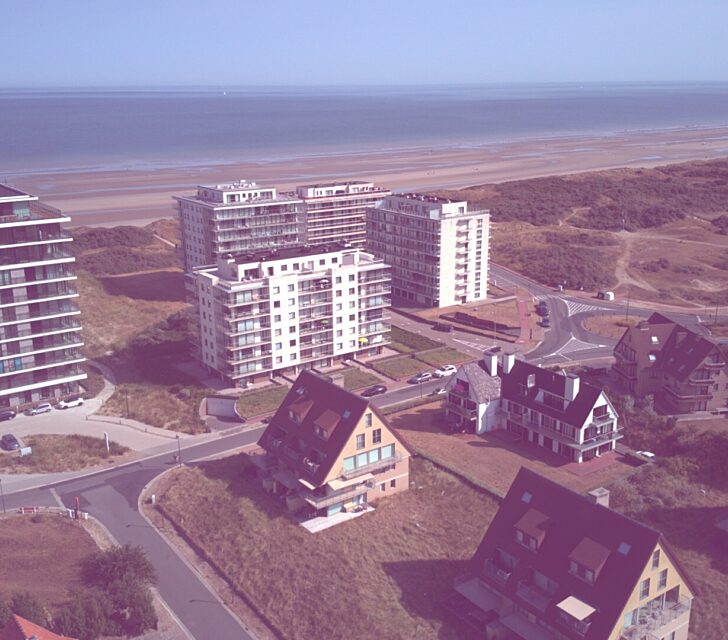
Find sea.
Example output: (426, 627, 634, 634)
(2, 82, 728, 175)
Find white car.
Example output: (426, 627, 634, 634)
(636, 450, 656, 461)
(433, 365, 457, 378)
(57, 397, 85, 409)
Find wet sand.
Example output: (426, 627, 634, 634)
(9, 126, 728, 227)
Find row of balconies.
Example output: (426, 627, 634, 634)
(0, 245, 74, 267)
(0, 284, 78, 307)
(0, 362, 85, 391)
(0, 318, 81, 343)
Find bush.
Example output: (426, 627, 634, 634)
(53, 590, 112, 640)
(10, 591, 47, 627)
(77, 247, 178, 276)
(0, 598, 11, 627)
(72, 226, 155, 251)
(84, 545, 157, 590)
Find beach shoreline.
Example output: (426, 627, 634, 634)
(9, 125, 728, 227)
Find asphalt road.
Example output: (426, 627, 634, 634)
(4, 428, 265, 640)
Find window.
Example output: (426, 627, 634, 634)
(658, 569, 668, 589)
(640, 578, 650, 600)
(272, 286, 280, 294)
(275, 356, 282, 364)
(349, 314, 355, 321)
(289, 339, 297, 346)
(652, 549, 660, 569)
(335, 276, 342, 284)
(381, 444, 394, 459)
(275, 328, 282, 336)
(288, 312, 296, 320)
(288, 298, 295, 305)
(390, 479, 396, 488)
(585, 569, 594, 583)
(275, 342, 282, 350)
(289, 326, 296, 333)
(618, 542, 631, 556)
(356, 434, 365, 449)
(380, 483, 386, 492)
(369, 448, 380, 463)
(569, 560, 578, 575)
(349, 288, 355, 295)
(290, 354, 296, 361)
(274, 314, 281, 322)
(357, 452, 367, 466)
(372, 428, 381, 444)
(287, 284, 295, 292)
(365, 413, 372, 427)
(349, 274, 355, 281)
(274, 301, 281, 308)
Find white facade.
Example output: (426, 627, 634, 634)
(295, 181, 391, 247)
(174, 180, 304, 272)
(192, 243, 391, 386)
(366, 193, 490, 308)
(0, 185, 86, 408)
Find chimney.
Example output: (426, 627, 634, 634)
(564, 373, 580, 401)
(327, 373, 346, 388)
(588, 487, 610, 508)
(483, 352, 498, 376)
(502, 353, 515, 375)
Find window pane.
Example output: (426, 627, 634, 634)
(369, 448, 380, 463)
(357, 453, 368, 467)
(343, 456, 355, 471)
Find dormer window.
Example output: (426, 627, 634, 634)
(314, 425, 328, 440)
(569, 537, 610, 584)
(514, 508, 550, 551)
(289, 410, 300, 424)
(651, 336, 659, 344)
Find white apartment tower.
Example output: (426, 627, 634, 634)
(174, 180, 304, 272)
(367, 193, 490, 307)
(193, 243, 391, 387)
(0, 185, 86, 409)
(295, 181, 391, 247)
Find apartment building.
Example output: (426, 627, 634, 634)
(192, 242, 391, 387)
(366, 193, 490, 308)
(251, 370, 410, 520)
(174, 180, 303, 271)
(296, 181, 391, 247)
(448, 468, 696, 640)
(444, 354, 620, 463)
(613, 312, 728, 414)
(0, 186, 86, 409)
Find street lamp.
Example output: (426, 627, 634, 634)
(0, 478, 5, 515)
(176, 435, 181, 467)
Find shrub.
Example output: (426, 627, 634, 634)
(0, 598, 11, 627)
(10, 591, 47, 627)
(77, 247, 178, 276)
(71, 226, 155, 251)
(84, 545, 157, 590)
(53, 590, 112, 640)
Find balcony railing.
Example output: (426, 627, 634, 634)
(299, 483, 369, 509)
(447, 402, 477, 420)
(516, 579, 553, 612)
(483, 558, 513, 584)
(340, 451, 402, 480)
(557, 611, 592, 637)
(621, 597, 692, 639)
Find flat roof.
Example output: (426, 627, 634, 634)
(297, 180, 374, 188)
(391, 192, 462, 205)
(221, 241, 358, 264)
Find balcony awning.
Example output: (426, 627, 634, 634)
(272, 468, 299, 490)
(501, 613, 554, 640)
(298, 478, 317, 490)
(328, 473, 373, 490)
(557, 596, 596, 621)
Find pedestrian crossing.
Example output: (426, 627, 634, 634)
(554, 336, 607, 356)
(534, 295, 604, 317)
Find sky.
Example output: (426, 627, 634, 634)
(4, 0, 728, 86)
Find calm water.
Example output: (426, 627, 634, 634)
(2, 83, 728, 174)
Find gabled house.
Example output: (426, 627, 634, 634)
(251, 370, 411, 519)
(0, 614, 77, 640)
(501, 357, 621, 463)
(613, 312, 728, 414)
(450, 468, 697, 640)
(445, 358, 502, 434)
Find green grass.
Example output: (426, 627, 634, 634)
(415, 347, 473, 368)
(337, 366, 381, 390)
(0, 435, 129, 473)
(371, 355, 427, 380)
(157, 456, 498, 640)
(235, 385, 289, 418)
(389, 326, 442, 354)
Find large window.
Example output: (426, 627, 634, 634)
(356, 434, 365, 449)
(652, 549, 660, 569)
(658, 569, 668, 590)
(372, 429, 381, 444)
(640, 578, 650, 600)
(381, 444, 394, 459)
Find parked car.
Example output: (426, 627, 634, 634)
(361, 384, 388, 398)
(431, 387, 447, 396)
(408, 372, 432, 384)
(0, 410, 16, 422)
(1, 434, 20, 451)
(488, 346, 501, 354)
(433, 364, 457, 378)
(56, 397, 84, 409)
(25, 402, 52, 416)
(433, 322, 453, 333)
(540, 317, 551, 328)
(536, 305, 549, 317)
(636, 450, 656, 461)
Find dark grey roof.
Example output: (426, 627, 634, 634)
(457, 362, 501, 403)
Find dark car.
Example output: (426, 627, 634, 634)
(0, 410, 16, 422)
(433, 322, 453, 333)
(361, 384, 388, 398)
(1, 434, 20, 451)
(536, 305, 549, 317)
(540, 317, 551, 328)
(488, 346, 501, 354)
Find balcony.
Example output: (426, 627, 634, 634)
(300, 483, 369, 509)
(482, 558, 513, 584)
(621, 597, 692, 640)
(225, 350, 272, 365)
(557, 611, 592, 637)
(516, 580, 554, 612)
(299, 295, 333, 308)
(340, 451, 402, 480)
(360, 297, 391, 310)
(446, 402, 477, 420)
(300, 322, 332, 336)
(359, 286, 392, 297)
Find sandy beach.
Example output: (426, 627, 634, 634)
(9, 126, 728, 227)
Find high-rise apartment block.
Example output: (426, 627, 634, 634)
(295, 181, 391, 247)
(192, 243, 391, 387)
(0, 186, 86, 409)
(174, 180, 303, 272)
(367, 193, 490, 307)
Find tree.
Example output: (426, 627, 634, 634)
(84, 545, 157, 591)
(10, 591, 46, 627)
(53, 590, 111, 640)
(0, 598, 12, 628)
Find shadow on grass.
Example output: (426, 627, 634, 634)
(383, 558, 470, 640)
(99, 270, 186, 302)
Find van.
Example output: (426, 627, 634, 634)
(433, 322, 453, 333)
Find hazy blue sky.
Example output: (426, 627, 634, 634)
(4, 0, 727, 86)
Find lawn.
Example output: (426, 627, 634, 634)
(0, 516, 99, 611)
(389, 403, 641, 495)
(389, 325, 442, 354)
(336, 366, 381, 390)
(235, 385, 289, 418)
(581, 314, 636, 340)
(98, 382, 209, 433)
(156, 456, 498, 640)
(415, 347, 473, 368)
(371, 355, 427, 380)
(0, 435, 130, 474)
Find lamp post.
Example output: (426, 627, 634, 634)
(0, 478, 5, 515)
(176, 435, 181, 467)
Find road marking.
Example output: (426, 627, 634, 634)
(564, 300, 606, 316)
(452, 337, 492, 351)
(553, 336, 608, 357)
(49, 488, 64, 508)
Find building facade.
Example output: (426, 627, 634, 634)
(613, 312, 728, 414)
(366, 193, 490, 307)
(192, 243, 391, 387)
(0, 186, 86, 409)
(444, 359, 501, 434)
(448, 468, 696, 640)
(251, 370, 410, 521)
(174, 180, 303, 272)
(296, 181, 391, 248)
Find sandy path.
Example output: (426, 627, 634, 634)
(614, 234, 659, 292)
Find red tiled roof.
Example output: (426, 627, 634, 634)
(0, 614, 77, 640)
